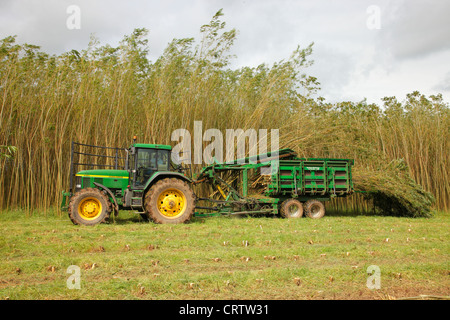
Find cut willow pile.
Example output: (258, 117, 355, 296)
(353, 160, 436, 217)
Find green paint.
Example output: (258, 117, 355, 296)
(76, 169, 128, 178)
(133, 143, 172, 150)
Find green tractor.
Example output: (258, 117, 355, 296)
(61, 139, 195, 226)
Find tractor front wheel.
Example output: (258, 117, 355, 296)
(68, 188, 112, 226)
(144, 178, 195, 224)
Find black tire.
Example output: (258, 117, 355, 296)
(280, 198, 304, 218)
(304, 199, 326, 219)
(144, 178, 195, 224)
(68, 188, 112, 226)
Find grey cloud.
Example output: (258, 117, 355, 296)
(380, 0, 450, 60)
(433, 71, 450, 92)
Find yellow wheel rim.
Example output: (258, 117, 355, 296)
(78, 197, 102, 220)
(157, 188, 186, 219)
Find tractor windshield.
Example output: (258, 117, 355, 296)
(133, 148, 170, 187)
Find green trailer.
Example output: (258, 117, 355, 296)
(193, 148, 354, 219)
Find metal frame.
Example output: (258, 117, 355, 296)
(69, 141, 126, 194)
(192, 149, 354, 216)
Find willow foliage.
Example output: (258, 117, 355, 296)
(0, 11, 448, 216)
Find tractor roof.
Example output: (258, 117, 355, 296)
(133, 143, 172, 150)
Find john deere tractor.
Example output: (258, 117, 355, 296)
(61, 139, 195, 226)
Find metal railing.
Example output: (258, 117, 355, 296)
(69, 141, 127, 193)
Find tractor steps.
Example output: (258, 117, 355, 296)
(130, 195, 145, 214)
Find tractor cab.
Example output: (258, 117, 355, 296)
(128, 143, 172, 189)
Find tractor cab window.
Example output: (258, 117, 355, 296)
(137, 149, 156, 169)
(134, 148, 170, 187)
(157, 150, 170, 171)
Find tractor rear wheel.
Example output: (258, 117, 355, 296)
(68, 188, 112, 226)
(304, 199, 326, 219)
(280, 198, 304, 218)
(144, 178, 195, 224)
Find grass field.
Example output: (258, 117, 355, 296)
(0, 210, 448, 300)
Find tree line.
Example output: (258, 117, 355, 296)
(0, 10, 448, 215)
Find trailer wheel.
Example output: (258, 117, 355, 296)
(68, 188, 112, 226)
(280, 199, 304, 218)
(144, 178, 195, 224)
(304, 199, 326, 219)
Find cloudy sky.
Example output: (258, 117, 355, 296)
(1, 0, 449, 104)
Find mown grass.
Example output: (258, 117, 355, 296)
(0, 209, 448, 300)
